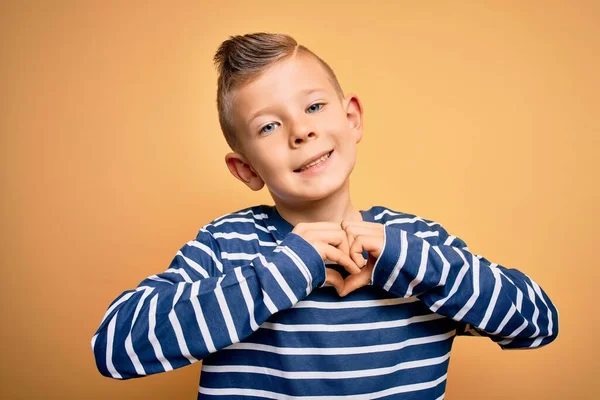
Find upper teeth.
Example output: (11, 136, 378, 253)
(300, 152, 330, 171)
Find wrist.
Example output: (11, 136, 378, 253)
(371, 225, 404, 291)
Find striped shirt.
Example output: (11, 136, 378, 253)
(92, 204, 559, 399)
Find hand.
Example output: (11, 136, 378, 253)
(291, 222, 362, 295)
(338, 220, 385, 297)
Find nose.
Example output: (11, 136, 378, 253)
(289, 116, 317, 147)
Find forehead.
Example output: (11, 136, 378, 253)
(232, 53, 335, 118)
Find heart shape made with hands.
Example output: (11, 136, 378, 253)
(330, 220, 385, 297)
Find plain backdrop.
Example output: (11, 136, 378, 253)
(1, 1, 598, 399)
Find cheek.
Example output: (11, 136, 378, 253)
(259, 147, 288, 177)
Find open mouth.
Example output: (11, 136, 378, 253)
(294, 150, 333, 173)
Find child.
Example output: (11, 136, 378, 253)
(92, 32, 559, 399)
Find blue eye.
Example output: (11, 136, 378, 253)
(307, 103, 324, 113)
(260, 122, 280, 134)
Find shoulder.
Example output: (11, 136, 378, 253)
(190, 205, 278, 268)
(197, 204, 272, 236)
(366, 205, 465, 247)
(366, 205, 443, 231)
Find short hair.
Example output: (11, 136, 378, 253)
(213, 32, 345, 152)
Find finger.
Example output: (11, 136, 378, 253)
(325, 268, 344, 295)
(347, 235, 371, 269)
(342, 222, 382, 260)
(335, 230, 350, 259)
(350, 234, 384, 262)
(339, 268, 372, 297)
(349, 235, 380, 268)
(318, 244, 361, 274)
(344, 227, 355, 257)
(304, 229, 350, 261)
(303, 229, 349, 250)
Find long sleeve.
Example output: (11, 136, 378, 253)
(91, 230, 325, 379)
(371, 224, 559, 349)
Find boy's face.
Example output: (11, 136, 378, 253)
(225, 51, 363, 204)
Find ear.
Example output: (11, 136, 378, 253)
(344, 94, 364, 144)
(225, 152, 265, 191)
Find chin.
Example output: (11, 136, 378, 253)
(297, 174, 350, 202)
(269, 166, 352, 203)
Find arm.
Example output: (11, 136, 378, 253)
(91, 229, 325, 379)
(371, 225, 559, 349)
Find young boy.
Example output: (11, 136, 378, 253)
(92, 32, 559, 399)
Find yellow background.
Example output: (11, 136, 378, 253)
(1, 1, 598, 399)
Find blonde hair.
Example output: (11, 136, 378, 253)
(213, 32, 344, 152)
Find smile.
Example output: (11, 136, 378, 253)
(294, 150, 333, 173)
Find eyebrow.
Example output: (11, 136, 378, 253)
(247, 88, 328, 126)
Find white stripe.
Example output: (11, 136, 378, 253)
(497, 269, 539, 336)
(258, 254, 298, 305)
(516, 287, 523, 312)
(429, 248, 470, 313)
(190, 281, 216, 353)
(260, 313, 445, 332)
(99, 291, 136, 326)
(492, 303, 516, 335)
(187, 240, 223, 272)
(234, 268, 259, 331)
(405, 240, 430, 297)
(99, 286, 152, 327)
(432, 246, 450, 286)
(212, 231, 277, 247)
(414, 231, 439, 239)
(498, 319, 529, 345)
(215, 277, 240, 344)
(176, 251, 209, 278)
(526, 282, 540, 338)
(280, 246, 314, 296)
(377, 212, 441, 228)
(202, 352, 451, 379)
(531, 280, 553, 337)
(124, 287, 154, 376)
(199, 373, 447, 399)
(262, 290, 279, 314)
(148, 294, 173, 372)
(383, 230, 409, 291)
(479, 267, 502, 330)
(212, 209, 269, 222)
(147, 275, 173, 284)
(225, 330, 456, 356)
(168, 282, 198, 364)
(293, 297, 417, 309)
(371, 222, 388, 285)
(494, 269, 523, 314)
(443, 235, 456, 246)
(453, 254, 480, 320)
(222, 252, 260, 261)
(211, 217, 276, 234)
(106, 312, 122, 378)
(374, 209, 403, 220)
(164, 267, 192, 283)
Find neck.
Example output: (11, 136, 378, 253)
(271, 179, 363, 227)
